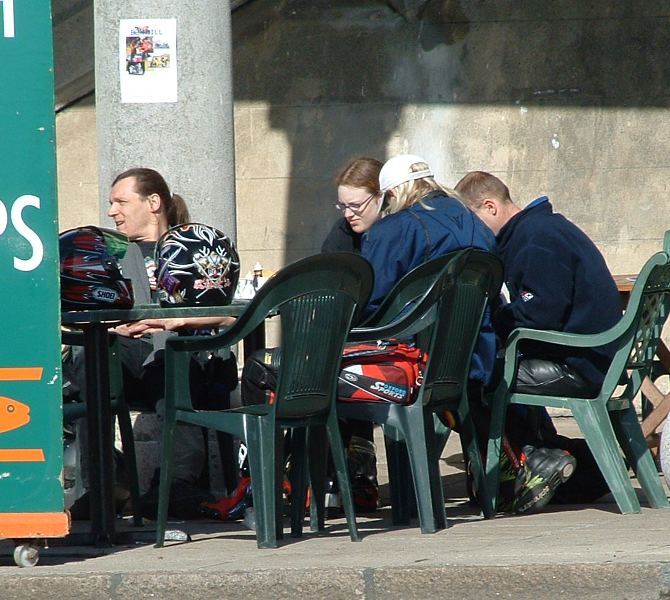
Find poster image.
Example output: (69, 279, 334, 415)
(119, 18, 177, 103)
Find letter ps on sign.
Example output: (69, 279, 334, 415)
(1, 3, 46, 272)
(0, 195, 44, 272)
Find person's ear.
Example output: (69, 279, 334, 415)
(481, 198, 498, 215)
(147, 193, 162, 213)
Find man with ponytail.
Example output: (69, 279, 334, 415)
(70, 168, 236, 520)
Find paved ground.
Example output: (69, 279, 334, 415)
(0, 418, 668, 599)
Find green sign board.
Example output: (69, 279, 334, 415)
(0, 0, 67, 530)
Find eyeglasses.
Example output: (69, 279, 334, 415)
(334, 192, 377, 215)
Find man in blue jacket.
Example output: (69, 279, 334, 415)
(455, 171, 620, 512)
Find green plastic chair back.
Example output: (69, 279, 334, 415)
(606, 249, 670, 403)
(485, 234, 670, 516)
(155, 252, 373, 549)
(360, 250, 460, 329)
(421, 250, 503, 410)
(337, 249, 503, 532)
(274, 289, 361, 420)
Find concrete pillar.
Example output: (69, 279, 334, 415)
(94, 1, 236, 241)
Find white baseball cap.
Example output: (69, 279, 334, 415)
(379, 154, 434, 193)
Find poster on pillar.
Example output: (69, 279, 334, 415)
(0, 0, 69, 532)
(119, 18, 178, 103)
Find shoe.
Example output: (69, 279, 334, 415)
(321, 475, 379, 515)
(513, 445, 576, 514)
(200, 476, 252, 521)
(465, 437, 520, 512)
(496, 438, 525, 513)
(347, 435, 379, 513)
(467, 451, 518, 512)
(352, 475, 379, 513)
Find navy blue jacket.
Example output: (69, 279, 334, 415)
(362, 191, 497, 384)
(495, 197, 621, 385)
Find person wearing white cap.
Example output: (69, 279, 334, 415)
(361, 154, 496, 386)
(357, 153, 502, 517)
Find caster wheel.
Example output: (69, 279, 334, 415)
(13, 544, 39, 567)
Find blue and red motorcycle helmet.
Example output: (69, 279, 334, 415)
(155, 222, 240, 307)
(59, 226, 134, 311)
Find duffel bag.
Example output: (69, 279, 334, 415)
(338, 341, 426, 405)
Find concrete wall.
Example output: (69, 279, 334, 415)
(56, 95, 99, 231)
(231, 0, 670, 277)
(52, 0, 95, 111)
(56, 0, 670, 278)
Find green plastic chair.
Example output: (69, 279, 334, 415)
(336, 249, 504, 533)
(485, 234, 670, 515)
(356, 250, 460, 502)
(62, 331, 143, 526)
(154, 252, 373, 549)
(292, 253, 455, 537)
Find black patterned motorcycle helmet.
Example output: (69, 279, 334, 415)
(59, 226, 134, 311)
(155, 222, 240, 307)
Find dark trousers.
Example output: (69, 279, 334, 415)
(514, 358, 600, 399)
(486, 357, 609, 503)
(65, 336, 237, 486)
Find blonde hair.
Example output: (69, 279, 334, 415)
(383, 162, 461, 216)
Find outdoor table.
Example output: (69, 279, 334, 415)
(61, 302, 253, 546)
(613, 274, 670, 447)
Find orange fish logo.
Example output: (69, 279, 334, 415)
(0, 396, 31, 433)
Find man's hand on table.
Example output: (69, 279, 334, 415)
(113, 316, 236, 338)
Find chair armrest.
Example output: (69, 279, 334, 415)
(504, 322, 623, 355)
(348, 307, 436, 343)
(501, 321, 628, 386)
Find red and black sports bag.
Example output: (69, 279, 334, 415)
(338, 341, 426, 405)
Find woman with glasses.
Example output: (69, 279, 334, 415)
(240, 157, 385, 515)
(322, 157, 383, 253)
(320, 157, 385, 512)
